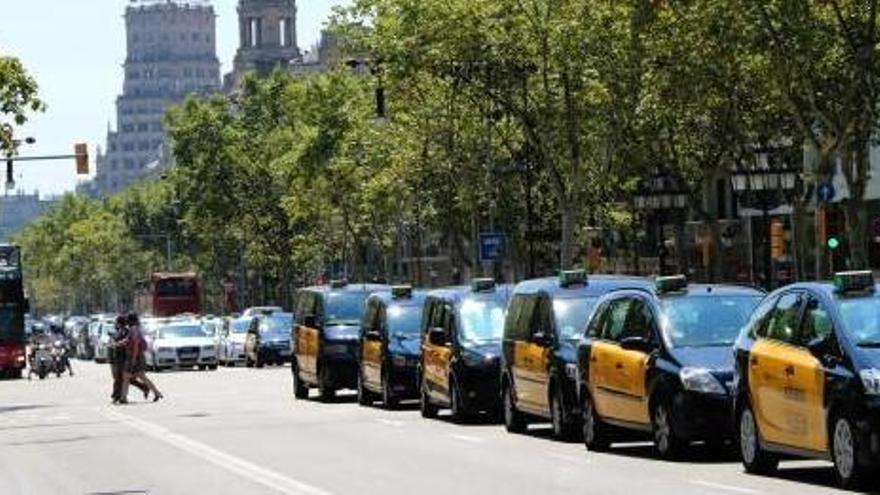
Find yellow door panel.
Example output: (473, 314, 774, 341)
(297, 326, 319, 376)
(514, 342, 550, 414)
(362, 339, 383, 386)
(749, 339, 826, 450)
(614, 348, 650, 425)
(588, 341, 617, 418)
(423, 341, 450, 394)
(512, 341, 534, 407)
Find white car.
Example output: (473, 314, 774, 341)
(242, 306, 283, 318)
(92, 319, 116, 363)
(218, 317, 252, 366)
(145, 321, 218, 371)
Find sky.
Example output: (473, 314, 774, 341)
(0, 0, 349, 198)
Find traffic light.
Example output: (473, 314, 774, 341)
(828, 236, 841, 250)
(74, 143, 89, 175)
(5, 159, 12, 189)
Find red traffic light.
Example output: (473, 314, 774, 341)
(74, 143, 89, 175)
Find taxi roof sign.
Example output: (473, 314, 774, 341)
(833, 271, 875, 294)
(559, 270, 587, 288)
(329, 279, 349, 289)
(471, 278, 496, 293)
(656, 275, 688, 294)
(391, 285, 413, 299)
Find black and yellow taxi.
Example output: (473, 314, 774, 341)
(291, 280, 389, 401)
(501, 271, 652, 439)
(419, 279, 512, 422)
(357, 286, 427, 409)
(733, 271, 880, 488)
(576, 276, 763, 458)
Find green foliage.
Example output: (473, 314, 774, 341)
(0, 55, 45, 155)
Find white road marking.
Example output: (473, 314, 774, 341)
(448, 433, 485, 444)
(102, 408, 334, 495)
(690, 480, 759, 494)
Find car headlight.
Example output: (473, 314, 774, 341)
(680, 367, 727, 395)
(565, 363, 578, 380)
(157, 347, 173, 354)
(860, 369, 880, 395)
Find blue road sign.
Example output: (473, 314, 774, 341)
(479, 233, 505, 263)
(817, 182, 836, 203)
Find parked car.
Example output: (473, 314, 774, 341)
(245, 312, 294, 367)
(92, 318, 117, 364)
(145, 320, 218, 371)
(218, 317, 252, 366)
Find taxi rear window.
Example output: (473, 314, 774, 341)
(554, 297, 597, 340)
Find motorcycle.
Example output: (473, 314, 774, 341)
(51, 339, 72, 377)
(29, 344, 52, 380)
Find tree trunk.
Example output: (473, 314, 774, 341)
(559, 198, 576, 270)
(844, 198, 869, 269)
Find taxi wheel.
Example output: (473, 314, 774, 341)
(420, 385, 439, 419)
(449, 378, 469, 424)
(738, 403, 778, 475)
(245, 356, 254, 368)
(832, 414, 869, 489)
(582, 392, 609, 451)
(503, 382, 526, 434)
(292, 365, 309, 400)
(551, 386, 576, 441)
(652, 399, 685, 460)
(382, 370, 399, 410)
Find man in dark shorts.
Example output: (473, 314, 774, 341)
(110, 316, 148, 404)
(120, 313, 163, 403)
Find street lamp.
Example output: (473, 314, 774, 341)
(633, 171, 690, 275)
(730, 149, 800, 290)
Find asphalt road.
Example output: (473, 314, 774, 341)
(0, 361, 867, 495)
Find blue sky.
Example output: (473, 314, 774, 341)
(0, 0, 349, 198)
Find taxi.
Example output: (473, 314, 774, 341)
(501, 271, 652, 439)
(733, 271, 880, 488)
(291, 280, 389, 401)
(357, 286, 427, 409)
(577, 276, 763, 458)
(419, 279, 512, 422)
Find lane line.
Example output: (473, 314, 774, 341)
(102, 408, 334, 495)
(690, 480, 759, 494)
(448, 433, 485, 444)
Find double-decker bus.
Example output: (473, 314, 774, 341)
(0, 245, 27, 379)
(135, 272, 201, 317)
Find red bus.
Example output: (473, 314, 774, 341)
(135, 272, 201, 317)
(0, 245, 27, 379)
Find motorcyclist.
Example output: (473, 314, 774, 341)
(27, 324, 52, 380)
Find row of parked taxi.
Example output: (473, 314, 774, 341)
(287, 270, 880, 489)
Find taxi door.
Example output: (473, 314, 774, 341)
(512, 296, 542, 411)
(422, 300, 452, 398)
(748, 292, 806, 447)
(611, 298, 652, 425)
(589, 298, 633, 420)
(295, 293, 321, 379)
(360, 300, 384, 388)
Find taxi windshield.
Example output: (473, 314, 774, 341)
(459, 298, 507, 342)
(838, 295, 880, 346)
(387, 305, 422, 337)
(554, 297, 597, 340)
(325, 293, 367, 326)
(157, 325, 205, 339)
(261, 314, 293, 336)
(661, 296, 760, 347)
(230, 319, 251, 334)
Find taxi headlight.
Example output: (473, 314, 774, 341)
(680, 367, 726, 395)
(565, 363, 579, 380)
(860, 369, 880, 395)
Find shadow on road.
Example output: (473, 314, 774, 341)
(0, 404, 53, 414)
(7, 435, 93, 446)
(86, 490, 148, 495)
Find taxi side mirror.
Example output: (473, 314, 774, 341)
(365, 330, 382, 341)
(428, 327, 447, 346)
(303, 315, 319, 329)
(620, 336, 653, 353)
(532, 331, 553, 347)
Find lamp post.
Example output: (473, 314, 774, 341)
(633, 172, 689, 276)
(730, 156, 799, 290)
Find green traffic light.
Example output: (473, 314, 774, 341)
(828, 237, 841, 250)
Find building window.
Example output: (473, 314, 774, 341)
(122, 124, 134, 133)
(280, 18, 289, 47)
(249, 18, 262, 47)
(123, 143, 134, 152)
(137, 123, 149, 132)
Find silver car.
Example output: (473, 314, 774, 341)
(92, 319, 116, 363)
(217, 317, 252, 366)
(144, 321, 218, 371)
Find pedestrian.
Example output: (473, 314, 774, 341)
(120, 312, 163, 403)
(110, 315, 148, 404)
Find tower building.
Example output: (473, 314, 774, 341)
(79, 0, 221, 197)
(224, 0, 300, 91)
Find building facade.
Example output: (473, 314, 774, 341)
(78, 0, 220, 197)
(0, 191, 57, 242)
(224, 0, 301, 91)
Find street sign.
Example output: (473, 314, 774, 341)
(817, 182, 835, 203)
(479, 233, 505, 263)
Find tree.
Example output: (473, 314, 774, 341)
(0, 55, 44, 155)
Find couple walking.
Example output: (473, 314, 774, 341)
(109, 313, 163, 404)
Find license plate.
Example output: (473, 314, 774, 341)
(180, 353, 197, 359)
